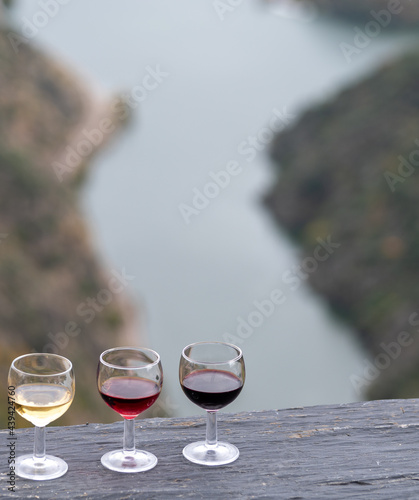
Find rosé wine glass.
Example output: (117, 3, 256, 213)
(97, 347, 162, 473)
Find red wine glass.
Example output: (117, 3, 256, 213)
(97, 347, 162, 473)
(179, 341, 245, 466)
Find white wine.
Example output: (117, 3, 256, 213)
(15, 384, 73, 427)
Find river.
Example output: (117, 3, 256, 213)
(12, 0, 416, 416)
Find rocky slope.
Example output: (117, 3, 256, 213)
(0, 27, 140, 426)
(306, 0, 419, 27)
(265, 49, 419, 400)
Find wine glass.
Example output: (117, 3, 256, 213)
(8, 353, 75, 480)
(179, 341, 245, 466)
(97, 347, 163, 473)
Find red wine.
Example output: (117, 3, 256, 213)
(181, 369, 242, 410)
(99, 377, 160, 419)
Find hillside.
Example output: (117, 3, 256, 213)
(0, 27, 139, 426)
(265, 49, 419, 400)
(307, 0, 419, 27)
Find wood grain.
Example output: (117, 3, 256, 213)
(2, 399, 419, 499)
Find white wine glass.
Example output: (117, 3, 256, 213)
(97, 347, 163, 473)
(179, 341, 245, 466)
(8, 353, 75, 480)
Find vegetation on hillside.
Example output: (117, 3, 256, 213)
(0, 27, 137, 426)
(265, 49, 419, 400)
(307, 0, 419, 27)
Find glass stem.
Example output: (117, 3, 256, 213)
(123, 418, 135, 455)
(206, 411, 218, 448)
(33, 426, 46, 462)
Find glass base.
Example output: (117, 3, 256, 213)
(16, 454, 68, 480)
(182, 441, 239, 466)
(100, 449, 158, 473)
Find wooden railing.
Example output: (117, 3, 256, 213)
(2, 398, 419, 498)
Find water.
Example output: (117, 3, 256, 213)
(11, 1, 416, 416)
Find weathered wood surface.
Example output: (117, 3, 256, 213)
(2, 399, 419, 499)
